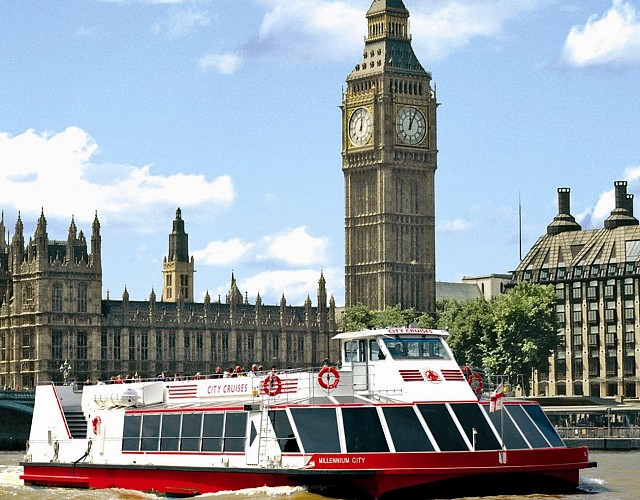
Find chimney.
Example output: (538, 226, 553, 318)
(547, 187, 582, 235)
(604, 181, 639, 229)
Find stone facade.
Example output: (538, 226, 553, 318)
(342, 0, 437, 314)
(515, 182, 640, 399)
(0, 211, 337, 389)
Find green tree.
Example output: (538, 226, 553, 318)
(443, 298, 493, 368)
(372, 305, 416, 329)
(482, 282, 558, 394)
(341, 304, 375, 331)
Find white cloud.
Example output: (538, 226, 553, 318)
(235, 268, 340, 305)
(152, 7, 211, 37)
(262, 226, 329, 266)
(223, 0, 547, 71)
(580, 166, 640, 225)
(0, 127, 234, 223)
(562, 0, 640, 68)
(199, 52, 243, 75)
(253, 0, 363, 61)
(193, 238, 255, 266)
(591, 189, 616, 222)
(194, 226, 329, 269)
(437, 218, 471, 233)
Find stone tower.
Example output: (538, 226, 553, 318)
(162, 208, 194, 302)
(342, 0, 437, 313)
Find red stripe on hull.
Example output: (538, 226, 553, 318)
(21, 446, 593, 499)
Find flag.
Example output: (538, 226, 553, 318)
(490, 383, 504, 413)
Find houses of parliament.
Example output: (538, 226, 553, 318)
(1, 0, 437, 389)
(0, 209, 337, 389)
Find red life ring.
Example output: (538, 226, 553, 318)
(317, 366, 340, 390)
(468, 372, 483, 394)
(92, 416, 101, 435)
(262, 375, 282, 396)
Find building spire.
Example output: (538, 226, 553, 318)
(168, 207, 189, 262)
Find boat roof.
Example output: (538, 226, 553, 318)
(333, 327, 450, 340)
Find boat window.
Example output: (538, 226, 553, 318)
(482, 405, 529, 450)
(141, 414, 161, 451)
(507, 405, 550, 448)
(382, 406, 434, 451)
(417, 404, 468, 451)
(269, 410, 299, 452)
(522, 404, 565, 447)
(344, 339, 365, 363)
(342, 407, 389, 452)
(370, 339, 385, 360)
(202, 413, 224, 452)
(122, 414, 141, 451)
(449, 403, 500, 451)
(160, 413, 181, 451)
(290, 408, 340, 453)
(383, 338, 451, 360)
(223, 412, 247, 452)
(181, 413, 203, 452)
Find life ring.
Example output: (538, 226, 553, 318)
(317, 366, 340, 390)
(262, 375, 282, 396)
(468, 372, 483, 394)
(92, 416, 101, 435)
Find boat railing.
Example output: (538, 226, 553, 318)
(554, 425, 640, 439)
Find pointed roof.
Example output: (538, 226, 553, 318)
(367, 0, 408, 15)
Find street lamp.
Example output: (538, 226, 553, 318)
(59, 359, 72, 385)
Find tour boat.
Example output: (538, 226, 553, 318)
(21, 328, 595, 499)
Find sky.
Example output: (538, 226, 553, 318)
(1, 0, 640, 308)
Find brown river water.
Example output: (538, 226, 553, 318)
(0, 450, 637, 499)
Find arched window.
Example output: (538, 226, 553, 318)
(24, 283, 34, 302)
(52, 283, 63, 312)
(77, 282, 88, 313)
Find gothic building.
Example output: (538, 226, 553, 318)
(342, 0, 437, 314)
(515, 181, 640, 399)
(0, 210, 337, 389)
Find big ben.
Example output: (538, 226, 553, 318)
(343, 0, 437, 314)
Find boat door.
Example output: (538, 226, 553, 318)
(246, 411, 262, 465)
(345, 339, 369, 391)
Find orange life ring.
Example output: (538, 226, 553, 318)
(317, 366, 340, 390)
(92, 416, 101, 435)
(262, 375, 282, 396)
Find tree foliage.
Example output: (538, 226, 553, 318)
(340, 283, 558, 394)
(482, 282, 557, 393)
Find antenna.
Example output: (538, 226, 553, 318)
(519, 191, 522, 261)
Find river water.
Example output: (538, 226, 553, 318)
(0, 450, 637, 499)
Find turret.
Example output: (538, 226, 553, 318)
(34, 209, 48, 262)
(162, 208, 194, 302)
(604, 181, 639, 229)
(11, 212, 24, 269)
(547, 188, 582, 235)
(91, 211, 101, 268)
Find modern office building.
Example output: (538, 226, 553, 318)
(515, 182, 639, 398)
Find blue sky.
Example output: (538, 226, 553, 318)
(1, 0, 640, 307)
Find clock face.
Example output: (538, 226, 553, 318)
(396, 106, 426, 145)
(348, 107, 373, 147)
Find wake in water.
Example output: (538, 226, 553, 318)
(578, 475, 611, 496)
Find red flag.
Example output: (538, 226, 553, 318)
(490, 383, 504, 412)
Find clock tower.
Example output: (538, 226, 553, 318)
(342, 0, 437, 313)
